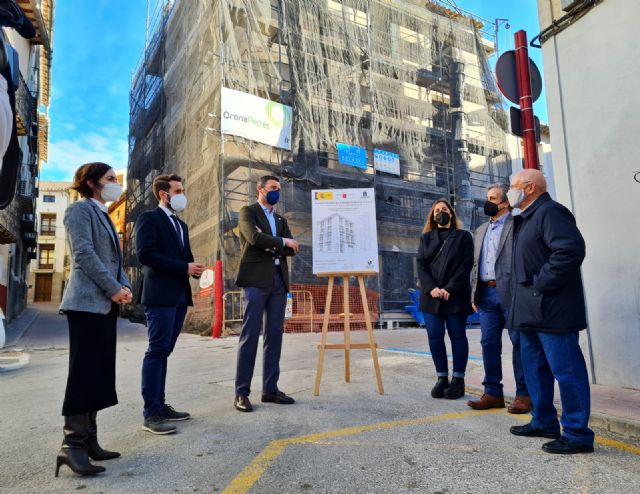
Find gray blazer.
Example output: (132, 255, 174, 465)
(60, 199, 130, 314)
(470, 213, 514, 310)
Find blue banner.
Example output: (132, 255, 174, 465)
(336, 143, 367, 169)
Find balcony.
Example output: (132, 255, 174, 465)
(15, 74, 37, 137)
(23, 232, 37, 248)
(21, 213, 36, 233)
(16, 0, 53, 52)
(39, 226, 55, 236)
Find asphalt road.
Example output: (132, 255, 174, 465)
(1, 304, 638, 494)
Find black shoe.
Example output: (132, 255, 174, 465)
(235, 395, 253, 412)
(542, 437, 594, 455)
(87, 411, 120, 461)
(161, 404, 191, 422)
(56, 448, 106, 477)
(444, 377, 465, 399)
(261, 391, 295, 404)
(142, 416, 177, 435)
(431, 376, 449, 398)
(510, 423, 561, 439)
(56, 415, 106, 477)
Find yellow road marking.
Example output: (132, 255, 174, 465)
(221, 409, 501, 494)
(223, 408, 640, 494)
(596, 435, 640, 455)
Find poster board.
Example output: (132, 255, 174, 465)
(311, 188, 379, 274)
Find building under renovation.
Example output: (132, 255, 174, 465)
(126, 0, 516, 330)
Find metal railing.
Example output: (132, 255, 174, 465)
(222, 290, 315, 333)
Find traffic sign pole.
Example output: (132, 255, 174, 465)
(514, 30, 540, 170)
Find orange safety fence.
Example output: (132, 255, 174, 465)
(285, 283, 379, 333)
(219, 284, 379, 334)
(222, 289, 316, 334)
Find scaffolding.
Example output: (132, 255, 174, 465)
(126, 0, 514, 329)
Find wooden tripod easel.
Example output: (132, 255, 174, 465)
(313, 272, 384, 395)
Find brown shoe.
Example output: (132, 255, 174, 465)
(467, 394, 505, 410)
(508, 395, 532, 414)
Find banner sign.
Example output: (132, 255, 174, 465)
(373, 149, 400, 175)
(312, 188, 379, 274)
(221, 87, 292, 150)
(336, 143, 367, 169)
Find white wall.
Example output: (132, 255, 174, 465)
(538, 0, 640, 388)
(32, 185, 71, 274)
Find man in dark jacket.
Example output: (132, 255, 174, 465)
(233, 175, 298, 412)
(507, 169, 594, 455)
(135, 174, 204, 435)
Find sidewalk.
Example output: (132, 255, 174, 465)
(2, 305, 41, 348)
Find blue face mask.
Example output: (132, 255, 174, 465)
(266, 190, 280, 206)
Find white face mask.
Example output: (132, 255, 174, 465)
(169, 193, 187, 212)
(507, 187, 525, 208)
(101, 182, 123, 202)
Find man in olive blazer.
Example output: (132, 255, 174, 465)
(234, 175, 298, 412)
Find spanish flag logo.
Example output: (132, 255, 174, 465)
(315, 191, 333, 200)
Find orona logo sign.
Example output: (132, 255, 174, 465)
(266, 100, 292, 127)
(220, 87, 292, 150)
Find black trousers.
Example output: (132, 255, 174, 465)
(62, 304, 118, 416)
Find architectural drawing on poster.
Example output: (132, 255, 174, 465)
(312, 189, 379, 274)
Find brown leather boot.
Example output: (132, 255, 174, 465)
(467, 394, 505, 410)
(508, 395, 532, 414)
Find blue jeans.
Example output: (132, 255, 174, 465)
(477, 286, 528, 397)
(520, 330, 594, 446)
(423, 312, 468, 378)
(235, 269, 287, 397)
(141, 301, 188, 418)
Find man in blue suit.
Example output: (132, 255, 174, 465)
(135, 174, 204, 434)
(233, 175, 298, 412)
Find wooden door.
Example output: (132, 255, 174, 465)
(34, 274, 53, 302)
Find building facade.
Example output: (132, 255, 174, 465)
(27, 181, 71, 304)
(126, 0, 517, 329)
(537, 0, 640, 388)
(0, 0, 54, 321)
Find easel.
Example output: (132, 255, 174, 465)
(313, 272, 384, 395)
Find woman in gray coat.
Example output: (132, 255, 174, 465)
(56, 163, 132, 477)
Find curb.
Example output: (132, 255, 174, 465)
(3, 308, 40, 348)
(466, 384, 640, 442)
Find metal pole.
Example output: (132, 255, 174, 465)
(514, 30, 539, 170)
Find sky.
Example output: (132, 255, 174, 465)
(41, 0, 547, 181)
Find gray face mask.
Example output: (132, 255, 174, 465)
(507, 188, 525, 208)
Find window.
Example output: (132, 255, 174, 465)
(40, 214, 56, 236)
(43, 195, 55, 203)
(38, 244, 55, 269)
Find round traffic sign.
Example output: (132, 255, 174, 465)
(495, 50, 542, 105)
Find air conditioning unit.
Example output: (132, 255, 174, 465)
(561, 0, 585, 12)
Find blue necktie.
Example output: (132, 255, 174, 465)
(170, 214, 184, 248)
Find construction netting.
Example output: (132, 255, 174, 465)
(125, 0, 516, 333)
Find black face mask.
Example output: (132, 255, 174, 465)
(435, 211, 451, 226)
(483, 201, 500, 217)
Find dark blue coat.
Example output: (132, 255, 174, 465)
(508, 193, 587, 332)
(135, 208, 195, 307)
